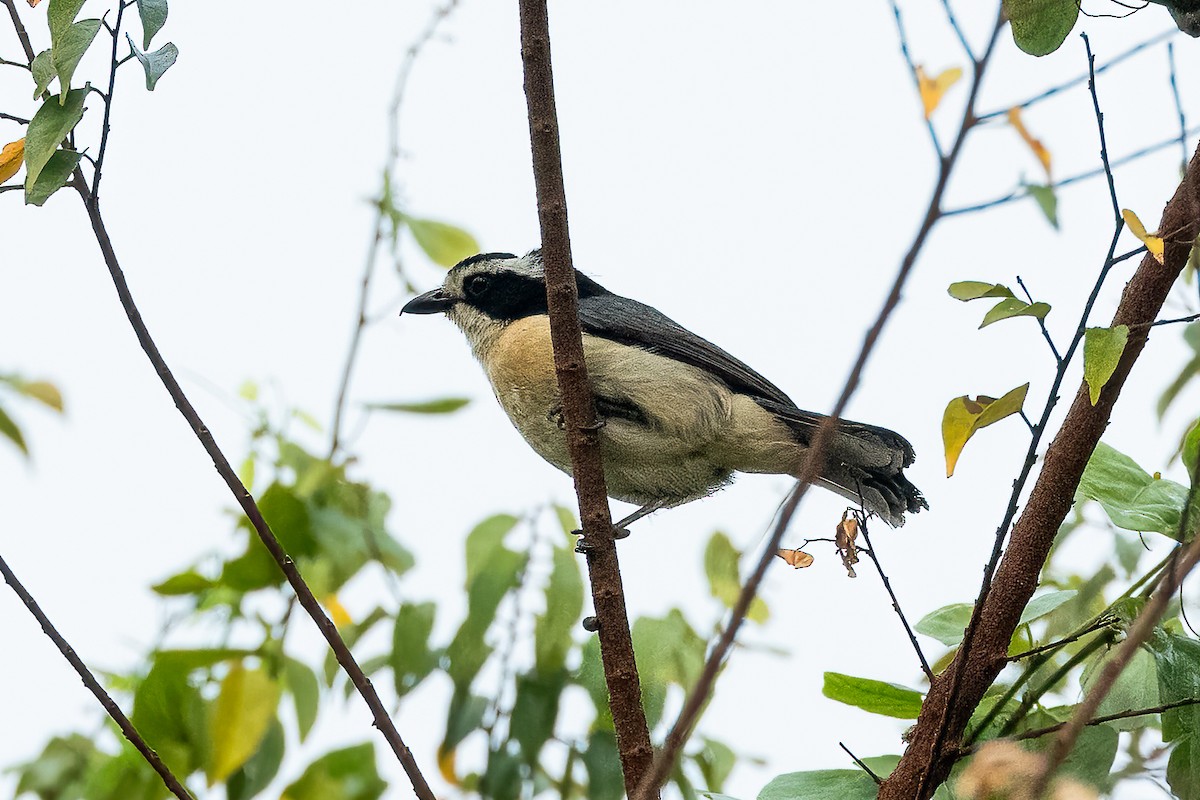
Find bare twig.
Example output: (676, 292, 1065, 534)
(976, 30, 1176, 122)
(1168, 42, 1189, 172)
(636, 10, 1008, 799)
(1007, 615, 1118, 661)
(939, 0, 975, 62)
(90, 0, 126, 200)
(841, 741, 883, 784)
(328, 0, 459, 458)
(859, 519, 933, 681)
(517, 1, 655, 796)
(890, 0, 944, 159)
(879, 52, 1200, 800)
(2, 0, 35, 62)
(0, 110, 29, 123)
(1017, 276, 1062, 365)
(956, 697, 1200, 756)
(0, 554, 195, 800)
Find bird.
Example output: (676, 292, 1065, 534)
(401, 250, 927, 531)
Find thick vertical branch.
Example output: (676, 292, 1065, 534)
(879, 142, 1200, 800)
(516, 1, 655, 795)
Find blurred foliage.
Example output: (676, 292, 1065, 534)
(0, 374, 64, 458)
(8, 391, 763, 800)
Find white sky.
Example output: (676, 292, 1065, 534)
(2, 2, 1199, 799)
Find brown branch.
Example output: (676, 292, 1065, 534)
(1029, 468, 1200, 794)
(516, 1, 655, 796)
(878, 138, 1200, 800)
(66, 172, 437, 800)
(633, 10, 1007, 799)
(0, 554, 196, 800)
(3, 0, 35, 62)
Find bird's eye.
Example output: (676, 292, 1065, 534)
(466, 275, 490, 297)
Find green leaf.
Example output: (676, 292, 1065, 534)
(125, 35, 178, 91)
(979, 298, 1052, 329)
(441, 688, 487, 753)
(1020, 590, 1077, 625)
(403, 215, 480, 267)
(1026, 182, 1059, 228)
(1003, 0, 1080, 56)
(947, 281, 1014, 301)
(1080, 646, 1159, 731)
(152, 569, 214, 595)
(227, 717, 285, 800)
(704, 531, 768, 622)
(1077, 442, 1189, 536)
(136, 0, 168, 49)
(465, 513, 520, 585)
(510, 670, 565, 764)
(695, 738, 737, 793)
(1148, 631, 1200, 744)
(48, 0, 86, 38)
(30, 49, 55, 98)
(1184, 418, 1200, 485)
(24, 88, 86, 188)
(25, 148, 82, 206)
(941, 383, 1030, 477)
(582, 731, 624, 800)
(392, 601, 437, 697)
(13, 735, 97, 799)
(0, 405, 28, 455)
(1168, 736, 1200, 800)
(535, 537, 584, 674)
(1083, 325, 1129, 405)
(1022, 707, 1118, 785)
(479, 746, 522, 800)
(758, 769, 879, 800)
(283, 657, 320, 742)
(280, 743, 385, 800)
(916, 603, 972, 646)
(365, 397, 470, 414)
(51, 19, 101, 100)
(208, 664, 281, 784)
(822, 672, 923, 719)
(131, 657, 209, 775)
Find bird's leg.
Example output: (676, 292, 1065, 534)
(572, 501, 667, 554)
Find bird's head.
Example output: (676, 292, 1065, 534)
(401, 250, 549, 357)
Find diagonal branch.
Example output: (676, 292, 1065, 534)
(66, 175, 438, 800)
(0, 554, 195, 800)
(516, 1, 655, 796)
(878, 128, 1200, 800)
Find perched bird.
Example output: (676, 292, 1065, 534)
(401, 250, 926, 529)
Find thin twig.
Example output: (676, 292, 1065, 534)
(90, 0, 126, 201)
(841, 741, 883, 785)
(976, 29, 1177, 122)
(328, 0, 458, 458)
(1167, 42, 1188, 173)
(859, 519, 933, 681)
(944, 125, 1200, 217)
(0, 54, 31, 69)
(890, 0, 944, 160)
(1007, 615, 1118, 661)
(3, 0, 35, 62)
(915, 33, 1128, 796)
(0, 554, 195, 800)
(637, 11, 1008, 800)
(881, 63, 1200, 800)
(957, 697, 1200, 757)
(0, 110, 28, 124)
(939, 0, 975, 62)
(65, 172, 437, 798)
(1017, 276, 1062, 364)
(517, 2, 655, 796)
(1030, 476, 1200, 793)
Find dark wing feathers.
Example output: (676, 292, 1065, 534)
(576, 292, 797, 411)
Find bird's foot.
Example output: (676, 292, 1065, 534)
(572, 524, 632, 553)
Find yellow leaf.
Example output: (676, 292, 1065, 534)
(776, 549, 814, 568)
(1007, 107, 1052, 178)
(208, 664, 281, 785)
(1121, 208, 1166, 264)
(0, 138, 25, 184)
(916, 65, 963, 119)
(18, 380, 63, 412)
(323, 593, 351, 627)
(942, 383, 1030, 477)
(438, 745, 459, 785)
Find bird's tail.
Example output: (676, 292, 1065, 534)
(793, 419, 928, 527)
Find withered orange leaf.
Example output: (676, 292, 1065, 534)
(776, 549, 814, 569)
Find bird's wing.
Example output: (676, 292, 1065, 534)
(576, 291, 821, 430)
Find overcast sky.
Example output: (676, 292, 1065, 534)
(2, 2, 1198, 798)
